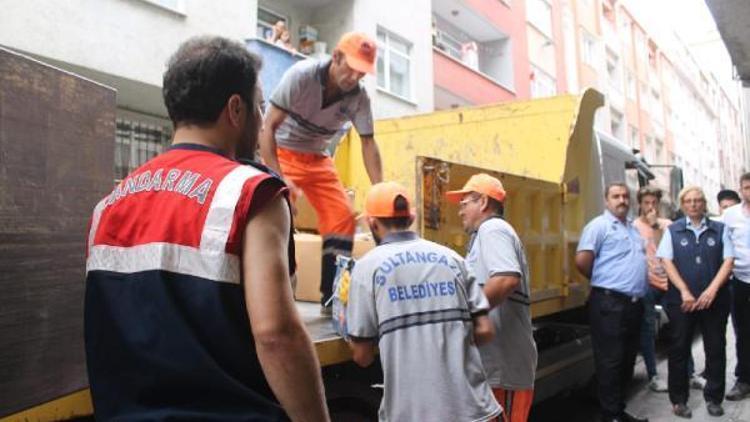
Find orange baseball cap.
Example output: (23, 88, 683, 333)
(445, 173, 506, 203)
(364, 182, 413, 218)
(336, 32, 377, 75)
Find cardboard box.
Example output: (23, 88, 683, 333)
(352, 232, 376, 259)
(293, 194, 319, 232)
(293, 233, 322, 302)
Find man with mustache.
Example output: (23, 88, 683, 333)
(260, 32, 383, 314)
(575, 182, 649, 422)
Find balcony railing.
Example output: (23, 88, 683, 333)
(246, 38, 307, 102)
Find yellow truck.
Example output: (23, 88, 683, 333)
(295, 86, 677, 410)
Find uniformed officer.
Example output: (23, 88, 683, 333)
(575, 182, 648, 422)
(84, 36, 329, 421)
(657, 186, 734, 418)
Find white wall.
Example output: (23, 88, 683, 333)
(352, 0, 434, 119)
(1, 0, 257, 117)
(1, 0, 256, 87)
(310, 0, 354, 56)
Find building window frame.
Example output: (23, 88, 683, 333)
(115, 119, 172, 182)
(377, 26, 414, 102)
(527, 0, 553, 39)
(530, 64, 556, 98)
(257, 6, 288, 41)
(582, 30, 598, 67)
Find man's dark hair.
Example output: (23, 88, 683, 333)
(605, 181, 629, 198)
(377, 195, 412, 230)
(486, 196, 505, 217)
(740, 172, 750, 185)
(163, 36, 262, 127)
(717, 189, 740, 204)
(637, 186, 662, 204)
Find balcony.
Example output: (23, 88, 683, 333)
(433, 49, 515, 107)
(431, 3, 515, 107)
(246, 39, 306, 101)
(250, 0, 352, 97)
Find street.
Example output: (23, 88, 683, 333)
(531, 326, 750, 422)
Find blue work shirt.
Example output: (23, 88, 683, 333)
(577, 210, 648, 297)
(656, 217, 734, 260)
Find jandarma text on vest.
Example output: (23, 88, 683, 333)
(105, 168, 213, 207)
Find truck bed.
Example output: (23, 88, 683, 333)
(297, 302, 352, 366)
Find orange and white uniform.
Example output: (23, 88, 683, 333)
(269, 33, 376, 304)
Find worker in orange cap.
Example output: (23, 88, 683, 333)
(347, 182, 501, 422)
(447, 173, 538, 422)
(261, 32, 383, 313)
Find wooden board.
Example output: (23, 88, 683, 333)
(0, 47, 116, 417)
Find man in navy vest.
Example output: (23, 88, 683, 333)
(657, 186, 734, 418)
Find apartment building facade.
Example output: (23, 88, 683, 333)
(1, 0, 745, 206)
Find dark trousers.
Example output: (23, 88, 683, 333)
(665, 302, 730, 405)
(589, 288, 644, 418)
(734, 279, 750, 384)
(640, 287, 662, 378)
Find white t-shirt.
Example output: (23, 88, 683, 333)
(347, 232, 501, 422)
(723, 203, 750, 282)
(466, 217, 538, 390)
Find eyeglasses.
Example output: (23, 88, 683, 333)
(682, 198, 705, 205)
(458, 195, 482, 209)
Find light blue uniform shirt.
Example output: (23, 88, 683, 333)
(577, 210, 648, 297)
(656, 217, 734, 260)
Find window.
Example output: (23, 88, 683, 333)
(619, 16, 631, 45)
(582, 31, 598, 66)
(626, 72, 636, 99)
(377, 27, 412, 100)
(629, 125, 639, 149)
(610, 108, 624, 141)
(654, 138, 664, 163)
(115, 119, 172, 181)
(651, 89, 663, 122)
(640, 82, 648, 104)
(606, 50, 621, 92)
(527, 0, 552, 38)
(644, 136, 654, 162)
(257, 6, 287, 41)
(434, 28, 463, 61)
(531, 65, 556, 98)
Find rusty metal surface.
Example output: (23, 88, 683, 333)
(0, 47, 115, 417)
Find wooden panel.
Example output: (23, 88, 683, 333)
(0, 47, 115, 417)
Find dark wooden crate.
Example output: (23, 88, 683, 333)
(0, 47, 115, 417)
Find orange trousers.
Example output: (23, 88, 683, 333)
(277, 148, 355, 304)
(493, 388, 533, 422)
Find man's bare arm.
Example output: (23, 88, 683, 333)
(483, 274, 521, 308)
(259, 105, 289, 177)
(360, 135, 383, 184)
(472, 314, 495, 345)
(348, 338, 376, 368)
(244, 194, 329, 422)
(575, 251, 594, 279)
